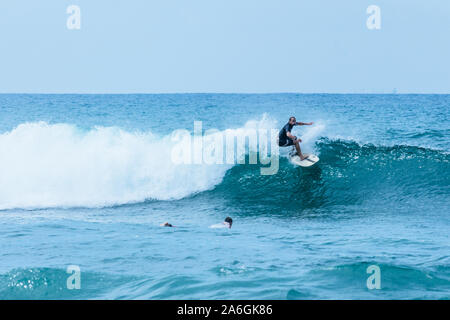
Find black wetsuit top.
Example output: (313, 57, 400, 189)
(278, 123, 295, 146)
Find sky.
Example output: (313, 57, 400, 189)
(0, 0, 449, 93)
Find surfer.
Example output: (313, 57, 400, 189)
(278, 116, 313, 160)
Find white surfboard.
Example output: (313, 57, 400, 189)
(289, 152, 319, 167)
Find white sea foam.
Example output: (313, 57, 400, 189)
(1, 115, 306, 209)
(296, 121, 326, 150)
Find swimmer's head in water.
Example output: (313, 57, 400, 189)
(224, 217, 233, 228)
(161, 222, 173, 227)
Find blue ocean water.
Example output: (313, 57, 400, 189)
(0, 94, 449, 299)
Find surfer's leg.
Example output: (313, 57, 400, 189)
(294, 140, 307, 160)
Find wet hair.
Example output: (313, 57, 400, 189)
(224, 217, 233, 227)
(289, 116, 296, 122)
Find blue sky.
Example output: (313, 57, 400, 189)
(0, 0, 449, 93)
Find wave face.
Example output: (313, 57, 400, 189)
(0, 118, 280, 209)
(211, 138, 450, 215)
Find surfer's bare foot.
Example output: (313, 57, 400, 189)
(300, 155, 308, 161)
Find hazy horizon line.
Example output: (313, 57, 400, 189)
(1, 92, 449, 95)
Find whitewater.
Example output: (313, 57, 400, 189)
(0, 116, 326, 209)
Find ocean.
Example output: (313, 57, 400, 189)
(0, 93, 449, 299)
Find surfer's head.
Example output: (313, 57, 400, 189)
(289, 116, 296, 125)
(224, 217, 233, 228)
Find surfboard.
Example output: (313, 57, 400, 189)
(289, 152, 319, 167)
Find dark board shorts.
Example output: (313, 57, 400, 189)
(278, 138, 295, 147)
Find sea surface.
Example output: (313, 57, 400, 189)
(0, 93, 449, 299)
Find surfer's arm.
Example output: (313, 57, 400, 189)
(286, 131, 298, 141)
(296, 122, 313, 126)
